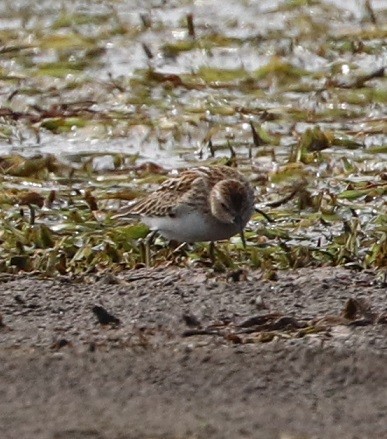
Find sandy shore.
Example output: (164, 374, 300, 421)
(1, 267, 386, 439)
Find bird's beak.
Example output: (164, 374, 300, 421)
(234, 215, 246, 249)
(240, 229, 246, 249)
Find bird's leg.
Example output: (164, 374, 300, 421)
(140, 230, 158, 267)
(240, 229, 247, 249)
(209, 241, 216, 263)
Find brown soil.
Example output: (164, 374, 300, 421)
(1, 267, 386, 439)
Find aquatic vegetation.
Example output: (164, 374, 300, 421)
(0, 0, 385, 274)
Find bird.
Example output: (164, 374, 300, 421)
(114, 165, 255, 246)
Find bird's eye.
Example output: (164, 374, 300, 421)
(220, 202, 227, 210)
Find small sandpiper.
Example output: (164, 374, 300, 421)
(115, 165, 255, 247)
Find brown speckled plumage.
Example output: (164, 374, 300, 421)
(118, 165, 255, 242)
(130, 166, 251, 217)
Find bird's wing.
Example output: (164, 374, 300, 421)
(111, 166, 243, 220)
(115, 170, 208, 218)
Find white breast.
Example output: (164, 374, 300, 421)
(141, 211, 240, 243)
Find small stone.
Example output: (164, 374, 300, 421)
(255, 295, 266, 309)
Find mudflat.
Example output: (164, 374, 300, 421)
(1, 267, 386, 439)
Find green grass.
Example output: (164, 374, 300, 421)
(0, 0, 386, 275)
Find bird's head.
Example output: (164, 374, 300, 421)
(209, 179, 253, 229)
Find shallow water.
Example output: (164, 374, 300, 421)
(0, 0, 386, 275)
(0, 0, 385, 169)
